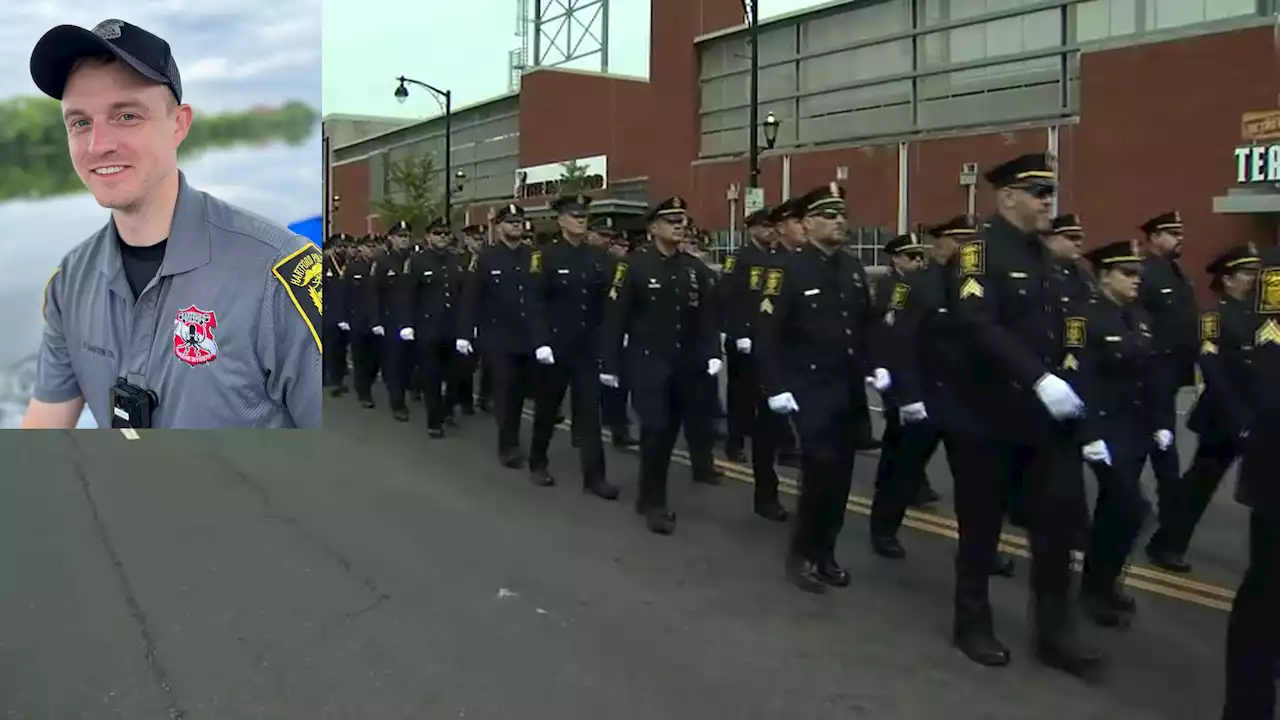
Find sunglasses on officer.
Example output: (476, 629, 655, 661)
(1012, 182, 1056, 200)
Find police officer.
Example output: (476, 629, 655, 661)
(1045, 214, 1096, 306)
(345, 236, 384, 409)
(760, 200, 807, 468)
(459, 204, 538, 467)
(378, 220, 416, 422)
(1135, 211, 1199, 572)
(526, 194, 619, 498)
(26, 19, 322, 429)
(453, 226, 484, 415)
(721, 207, 774, 465)
(754, 183, 884, 593)
(599, 230, 638, 447)
(600, 196, 721, 534)
(1221, 241, 1280, 719)
(947, 154, 1099, 675)
(394, 218, 465, 437)
(1148, 246, 1260, 573)
(1061, 241, 1166, 628)
(324, 233, 353, 397)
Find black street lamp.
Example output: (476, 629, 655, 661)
(762, 111, 780, 151)
(395, 76, 454, 229)
(745, 0, 761, 188)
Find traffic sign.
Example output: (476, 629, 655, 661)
(745, 186, 765, 214)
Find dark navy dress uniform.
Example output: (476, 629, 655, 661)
(526, 194, 618, 498)
(1059, 241, 1169, 628)
(754, 184, 874, 593)
(347, 239, 384, 408)
(460, 205, 539, 466)
(1222, 243, 1280, 720)
(599, 197, 720, 534)
(323, 234, 353, 394)
(1150, 246, 1260, 571)
(946, 154, 1098, 675)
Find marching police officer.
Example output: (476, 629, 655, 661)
(947, 153, 1099, 676)
(323, 234, 353, 397)
(754, 183, 883, 593)
(453, 226, 485, 415)
(600, 231, 638, 447)
(526, 194, 619, 498)
(347, 235, 385, 409)
(1148, 245, 1260, 573)
(376, 220, 416, 422)
(1135, 210, 1199, 572)
(599, 196, 722, 534)
(1221, 241, 1280, 720)
(760, 200, 807, 467)
(1060, 241, 1167, 628)
(459, 204, 539, 467)
(394, 218, 465, 437)
(1044, 213, 1096, 306)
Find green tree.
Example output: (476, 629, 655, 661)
(557, 159, 591, 194)
(372, 153, 444, 232)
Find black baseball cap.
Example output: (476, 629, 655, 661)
(30, 19, 183, 103)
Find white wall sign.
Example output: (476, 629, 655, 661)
(1234, 145, 1280, 183)
(515, 154, 608, 199)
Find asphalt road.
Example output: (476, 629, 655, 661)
(0, 393, 1244, 719)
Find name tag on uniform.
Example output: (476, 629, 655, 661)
(1160, 288, 1172, 294)
(423, 271, 433, 276)
(353, 274, 363, 279)
(648, 281, 661, 288)
(491, 270, 502, 275)
(804, 288, 820, 296)
(1104, 336, 1121, 342)
(1009, 272, 1027, 278)
(558, 269, 570, 274)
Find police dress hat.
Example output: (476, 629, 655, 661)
(1051, 213, 1084, 235)
(984, 153, 1056, 189)
(551, 193, 592, 216)
(795, 182, 846, 215)
(928, 214, 979, 237)
(1085, 240, 1144, 269)
(768, 199, 799, 223)
(1139, 211, 1183, 235)
(1205, 245, 1260, 276)
(389, 219, 411, 235)
(460, 224, 479, 234)
(647, 196, 689, 223)
(493, 203, 525, 223)
(884, 233, 926, 255)
(31, 19, 182, 102)
(426, 217, 449, 233)
(590, 216, 618, 236)
(745, 207, 772, 227)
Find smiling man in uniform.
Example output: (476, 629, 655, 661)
(21, 19, 322, 429)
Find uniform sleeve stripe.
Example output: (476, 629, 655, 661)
(272, 245, 323, 354)
(41, 266, 60, 322)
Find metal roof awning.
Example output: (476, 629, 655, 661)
(1213, 187, 1280, 213)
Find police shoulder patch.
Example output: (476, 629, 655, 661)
(763, 268, 784, 297)
(1064, 316, 1086, 348)
(957, 240, 985, 276)
(1200, 312, 1219, 341)
(611, 261, 628, 287)
(723, 256, 736, 273)
(530, 250, 543, 274)
(889, 282, 910, 310)
(272, 245, 323, 353)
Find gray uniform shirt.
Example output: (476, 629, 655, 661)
(35, 172, 322, 428)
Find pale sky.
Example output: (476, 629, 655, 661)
(323, 0, 829, 118)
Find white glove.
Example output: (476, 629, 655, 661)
(399, 327, 415, 341)
(455, 339, 473, 355)
(865, 367, 892, 393)
(535, 346, 555, 364)
(899, 402, 928, 424)
(371, 325, 385, 337)
(1153, 429, 1173, 451)
(707, 358, 723, 376)
(337, 322, 350, 332)
(1082, 439, 1112, 466)
(720, 332, 727, 349)
(767, 392, 799, 414)
(599, 374, 620, 388)
(735, 338, 752, 354)
(1032, 373, 1084, 420)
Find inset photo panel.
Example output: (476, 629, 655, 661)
(6, 3, 322, 429)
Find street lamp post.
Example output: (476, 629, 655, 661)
(395, 76, 454, 229)
(745, 0, 761, 188)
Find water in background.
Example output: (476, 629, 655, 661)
(0, 133, 320, 427)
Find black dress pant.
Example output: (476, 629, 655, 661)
(350, 331, 382, 401)
(1151, 437, 1239, 556)
(1222, 510, 1279, 720)
(601, 384, 629, 431)
(416, 339, 455, 429)
(384, 337, 414, 413)
(949, 436, 1087, 639)
(869, 417, 941, 538)
(322, 324, 349, 387)
(488, 350, 532, 453)
(790, 398, 858, 563)
(635, 368, 715, 510)
(725, 348, 754, 447)
(1081, 449, 1151, 594)
(750, 393, 783, 505)
(531, 350, 605, 483)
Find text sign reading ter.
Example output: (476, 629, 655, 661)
(1234, 145, 1280, 184)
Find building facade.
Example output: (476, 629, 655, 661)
(330, 0, 1280, 297)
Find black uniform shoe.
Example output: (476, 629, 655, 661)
(1146, 548, 1192, 573)
(786, 557, 827, 594)
(817, 557, 851, 587)
(392, 409, 410, 422)
(753, 500, 789, 522)
(1035, 638, 1104, 680)
(359, 399, 376, 409)
(611, 428, 638, 448)
(330, 385, 348, 397)
(953, 631, 1011, 667)
(1081, 592, 1132, 629)
(692, 468, 723, 485)
(912, 484, 941, 507)
(427, 427, 445, 439)
(499, 449, 526, 469)
(645, 509, 677, 535)
(724, 441, 746, 463)
(991, 554, 1016, 577)
(777, 451, 801, 468)
(871, 535, 907, 559)
(528, 469, 555, 487)
(584, 479, 620, 500)
(478, 398, 492, 413)
(555, 412, 566, 425)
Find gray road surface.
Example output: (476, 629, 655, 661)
(0, 395, 1240, 719)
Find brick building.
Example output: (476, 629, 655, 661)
(329, 0, 1280, 299)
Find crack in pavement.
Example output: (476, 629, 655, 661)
(66, 433, 188, 720)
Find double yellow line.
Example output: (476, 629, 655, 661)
(523, 408, 1237, 612)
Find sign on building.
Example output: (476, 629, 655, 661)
(514, 155, 608, 199)
(1234, 144, 1280, 184)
